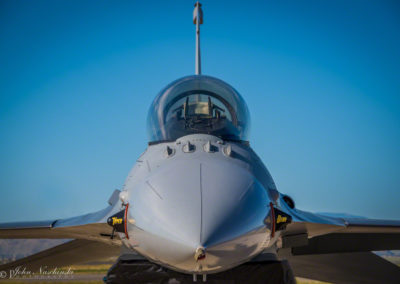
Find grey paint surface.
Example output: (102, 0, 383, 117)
(1, 132, 400, 277)
(122, 134, 274, 273)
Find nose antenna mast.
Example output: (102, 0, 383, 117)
(193, 1, 203, 75)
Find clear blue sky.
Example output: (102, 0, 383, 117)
(0, 0, 399, 222)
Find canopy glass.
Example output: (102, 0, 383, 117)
(147, 75, 250, 142)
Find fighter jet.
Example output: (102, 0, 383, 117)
(1, 2, 400, 284)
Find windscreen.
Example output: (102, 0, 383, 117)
(147, 75, 250, 142)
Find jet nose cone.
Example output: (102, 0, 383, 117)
(130, 155, 270, 272)
(134, 159, 202, 248)
(200, 161, 270, 248)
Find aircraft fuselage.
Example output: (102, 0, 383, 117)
(119, 134, 280, 273)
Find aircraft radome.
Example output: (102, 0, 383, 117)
(1, 2, 400, 284)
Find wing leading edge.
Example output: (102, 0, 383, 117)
(275, 196, 400, 283)
(0, 190, 123, 245)
(280, 195, 400, 249)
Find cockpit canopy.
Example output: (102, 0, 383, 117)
(147, 75, 250, 142)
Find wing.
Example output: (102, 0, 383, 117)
(275, 195, 400, 283)
(278, 195, 400, 253)
(0, 239, 120, 271)
(0, 190, 123, 245)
